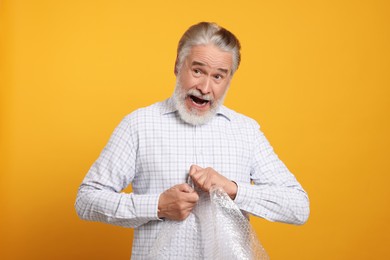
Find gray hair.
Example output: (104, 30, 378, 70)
(174, 22, 241, 75)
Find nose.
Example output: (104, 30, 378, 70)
(197, 77, 211, 94)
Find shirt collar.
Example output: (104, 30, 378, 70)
(161, 97, 232, 122)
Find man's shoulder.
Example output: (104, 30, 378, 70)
(122, 99, 172, 123)
(220, 105, 260, 129)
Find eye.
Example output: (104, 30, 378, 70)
(192, 68, 203, 78)
(214, 74, 223, 80)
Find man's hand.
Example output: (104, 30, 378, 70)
(189, 165, 238, 200)
(158, 183, 199, 221)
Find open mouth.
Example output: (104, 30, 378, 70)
(190, 95, 210, 106)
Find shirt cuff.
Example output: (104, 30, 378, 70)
(233, 182, 250, 207)
(132, 193, 162, 221)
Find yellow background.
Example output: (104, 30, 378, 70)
(1, 0, 389, 259)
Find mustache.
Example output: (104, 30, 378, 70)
(186, 89, 213, 102)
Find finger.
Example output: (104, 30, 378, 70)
(201, 172, 213, 191)
(178, 183, 194, 193)
(189, 170, 203, 185)
(182, 200, 198, 210)
(197, 168, 218, 192)
(179, 188, 199, 201)
(202, 178, 212, 192)
(189, 165, 197, 176)
(192, 172, 209, 191)
(190, 167, 206, 181)
(189, 164, 203, 176)
(186, 191, 199, 202)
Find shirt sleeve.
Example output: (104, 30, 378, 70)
(75, 115, 161, 228)
(233, 122, 310, 225)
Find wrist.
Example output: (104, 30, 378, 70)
(157, 208, 165, 220)
(157, 193, 166, 219)
(225, 181, 238, 200)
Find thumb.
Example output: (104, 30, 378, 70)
(178, 183, 194, 193)
(189, 164, 203, 176)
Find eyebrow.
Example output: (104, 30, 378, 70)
(191, 61, 229, 75)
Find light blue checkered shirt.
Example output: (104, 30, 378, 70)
(75, 98, 309, 259)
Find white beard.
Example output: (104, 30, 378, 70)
(172, 80, 227, 126)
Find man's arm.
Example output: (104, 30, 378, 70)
(75, 115, 200, 227)
(75, 116, 161, 228)
(235, 125, 309, 225)
(189, 124, 309, 225)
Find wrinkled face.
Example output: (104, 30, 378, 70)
(173, 44, 233, 125)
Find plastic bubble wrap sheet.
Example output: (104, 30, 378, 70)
(149, 186, 269, 260)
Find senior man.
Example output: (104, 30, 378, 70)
(75, 22, 310, 259)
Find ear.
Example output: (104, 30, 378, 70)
(174, 57, 179, 76)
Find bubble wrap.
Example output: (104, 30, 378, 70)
(148, 186, 269, 259)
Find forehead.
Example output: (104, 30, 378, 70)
(187, 44, 233, 72)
